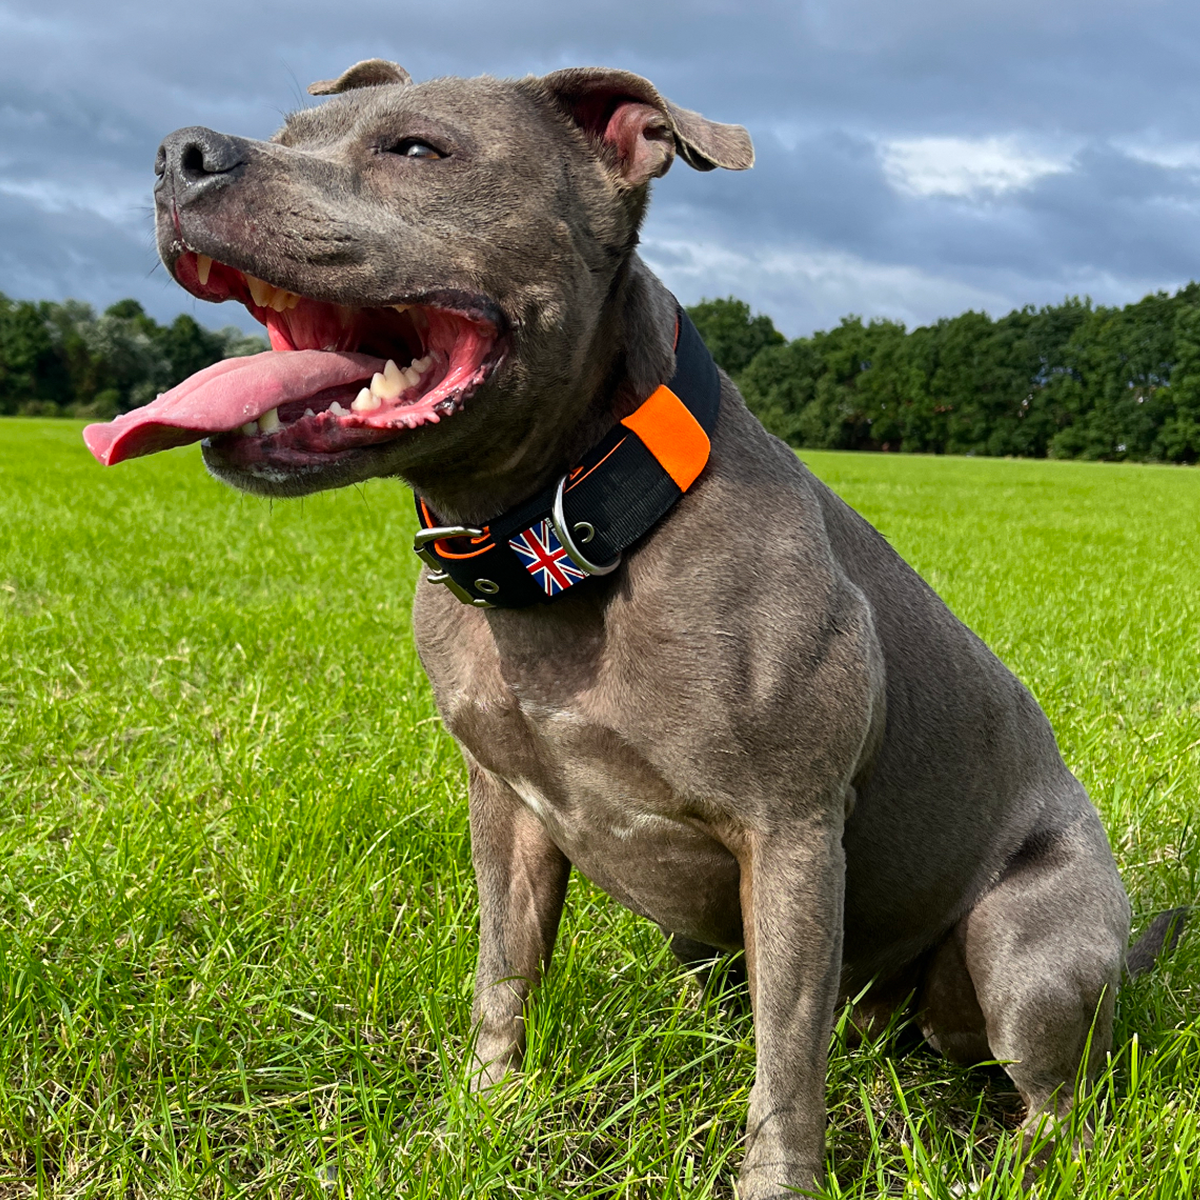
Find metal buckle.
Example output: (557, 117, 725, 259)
(413, 525, 495, 608)
(550, 477, 622, 576)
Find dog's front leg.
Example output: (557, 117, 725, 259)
(467, 759, 571, 1090)
(736, 818, 845, 1199)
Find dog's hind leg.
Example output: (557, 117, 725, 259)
(919, 797, 1130, 1132)
(846, 961, 924, 1048)
(916, 926, 992, 1066)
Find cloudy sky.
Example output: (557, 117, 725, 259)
(2, 0, 1199, 338)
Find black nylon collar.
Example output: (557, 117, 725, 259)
(412, 305, 719, 609)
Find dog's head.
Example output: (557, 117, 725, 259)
(84, 63, 752, 518)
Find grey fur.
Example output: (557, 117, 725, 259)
(152, 67, 1183, 1198)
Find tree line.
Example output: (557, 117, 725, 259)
(3, 284, 1199, 463)
(687, 287, 1200, 462)
(0, 293, 266, 419)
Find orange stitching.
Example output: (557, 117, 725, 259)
(566, 436, 628, 493)
(420, 498, 494, 557)
(434, 537, 494, 560)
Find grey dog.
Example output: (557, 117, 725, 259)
(86, 60, 1185, 1197)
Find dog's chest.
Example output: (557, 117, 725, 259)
(478, 698, 743, 946)
(416, 600, 744, 946)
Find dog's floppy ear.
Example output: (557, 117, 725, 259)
(308, 59, 412, 96)
(541, 67, 753, 185)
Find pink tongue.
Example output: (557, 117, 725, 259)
(82, 350, 385, 465)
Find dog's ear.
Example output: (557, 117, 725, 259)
(308, 59, 412, 96)
(541, 67, 753, 185)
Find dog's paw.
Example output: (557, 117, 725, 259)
(735, 1164, 824, 1200)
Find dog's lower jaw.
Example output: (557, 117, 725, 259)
(199, 445, 332, 495)
(200, 434, 421, 498)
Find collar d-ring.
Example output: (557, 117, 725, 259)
(551, 475, 622, 575)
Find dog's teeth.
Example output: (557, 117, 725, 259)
(258, 407, 281, 433)
(328, 400, 349, 417)
(241, 421, 258, 436)
(370, 370, 403, 401)
(196, 254, 213, 286)
(243, 274, 296, 311)
(245, 275, 273, 308)
(304, 408, 315, 418)
(383, 359, 403, 386)
(392, 304, 410, 314)
(401, 366, 420, 388)
(351, 386, 381, 413)
(413, 354, 432, 373)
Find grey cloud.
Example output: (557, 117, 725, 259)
(0, 191, 158, 303)
(3, 0, 1200, 339)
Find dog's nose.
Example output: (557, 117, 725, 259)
(155, 126, 248, 204)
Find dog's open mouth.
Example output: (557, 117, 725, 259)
(83, 251, 505, 468)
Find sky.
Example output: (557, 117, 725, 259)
(2, 0, 1200, 339)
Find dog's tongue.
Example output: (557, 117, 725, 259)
(82, 349, 385, 465)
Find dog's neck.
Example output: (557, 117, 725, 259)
(403, 257, 679, 526)
(591, 256, 680, 425)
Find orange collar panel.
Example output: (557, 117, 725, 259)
(621, 384, 711, 492)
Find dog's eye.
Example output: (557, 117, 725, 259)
(387, 139, 443, 160)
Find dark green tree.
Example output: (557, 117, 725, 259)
(0, 292, 267, 417)
(699, 285, 1200, 464)
(686, 296, 785, 377)
(10, 280, 1200, 465)
(0, 296, 71, 414)
(738, 338, 823, 444)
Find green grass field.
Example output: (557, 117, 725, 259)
(2, 417, 1198, 1199)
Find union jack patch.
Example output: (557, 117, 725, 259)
(509, 519, 588, 596)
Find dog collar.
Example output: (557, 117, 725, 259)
(412, 305, 720, 609)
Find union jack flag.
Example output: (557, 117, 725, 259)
(509, 519, 588, 596)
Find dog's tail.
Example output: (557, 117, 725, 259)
(1125, 907, 1189, 977)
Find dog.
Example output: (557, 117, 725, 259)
(83, 61, 1185, 1197)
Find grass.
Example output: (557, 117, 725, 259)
(1, 417, 1198, 1198)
